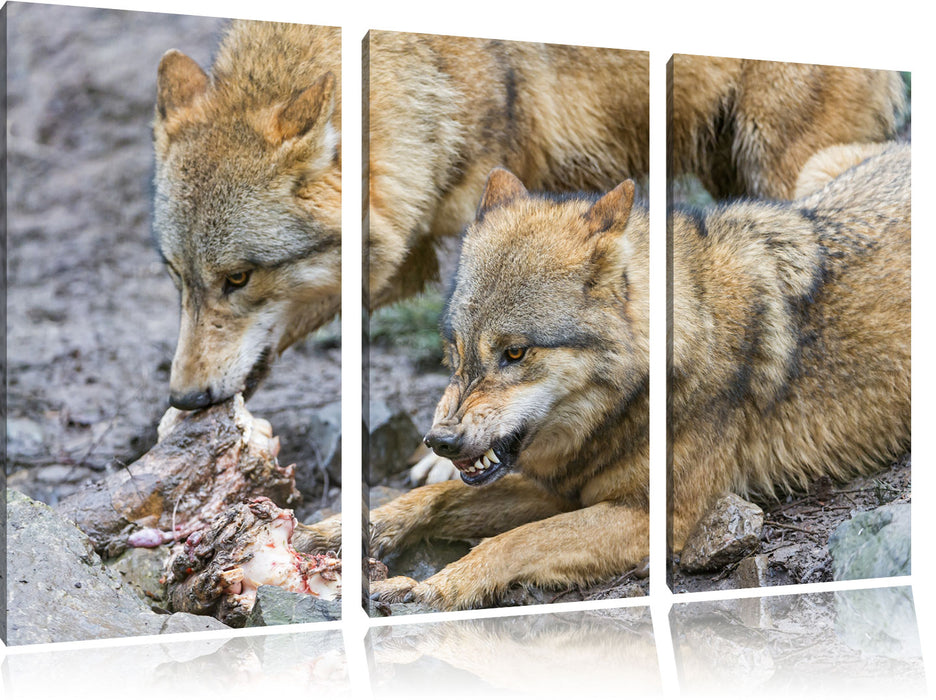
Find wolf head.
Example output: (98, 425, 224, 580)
(425, 169, 648, 487)
(152, 47, 341, 410)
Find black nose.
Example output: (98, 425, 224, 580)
(169, 390, 214, 411)
(424, 430, 462, 458)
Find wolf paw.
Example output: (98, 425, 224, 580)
(409, 451, 459, 485)
(369, 576, 421, 604)
(369, 570, 487, 611)
(368, 518, 408, 561)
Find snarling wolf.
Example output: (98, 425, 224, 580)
(367, 169, 649, 609)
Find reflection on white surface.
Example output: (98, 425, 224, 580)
(672, 586, 925, 697)
(3, 587, 925, 697)
(367, 606, 660, 698)
(2, 629, 349, 700)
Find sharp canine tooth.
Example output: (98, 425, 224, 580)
(486, 448, 500, 463)
(474, 459, 484, 471)
(482, 455, 491, 468)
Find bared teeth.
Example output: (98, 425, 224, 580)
(459, 448, 501, 476)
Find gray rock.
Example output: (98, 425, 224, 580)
(244, 586, 341, 627)
(286, 400, 342, 500)
(106, 545, 172, 610)
(369, 485, 406, 509)
(367, 598, 437, 617)
(366, 400, 421, 485)
(733, 554, 769, 588)
(388, 540, 472, 582)
(306, 401, 342, 487)
(6, 488, 229, 645)
(828, 503, 911, 580)
(158, 612, 232, 635)
(6, 417, 46, 457)
(680, 493, 764, 573)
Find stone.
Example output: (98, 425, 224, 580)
(733, 554, 769, 588)
(158, 612, 232, 635)
(387, 539, 472, 582)
(296, 400, 342, 493)
(680, 493, 764, 573)
(828, 503, 911, 580)
(6, 488, 229, 645)
(243, 586, 341, 627)
(366, 400, 421, 485)
(106, 545, 172, 610)
(6, 417, 46, 457)
(369, 485, 406, 509)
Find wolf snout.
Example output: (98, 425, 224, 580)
(169, 389, 216, 411)
(424, 428, 463, 459)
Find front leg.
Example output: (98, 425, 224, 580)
(293, 513, 342, 554)
(369, 473, 574, 559)
(370, 501, 649, 610)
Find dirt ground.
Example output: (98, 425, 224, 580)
(5, 5, 340, 521)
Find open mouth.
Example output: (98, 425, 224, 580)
(451, 431, 525, 487)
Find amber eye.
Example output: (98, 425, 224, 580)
(503, 346, 527, 364)
(224, 271, 251, 291)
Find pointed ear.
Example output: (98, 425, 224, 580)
(275, 72, 337, 143)
(476, 168, 528, 219)
(156, 50, 209, 120)
(585, 180, 636, 235)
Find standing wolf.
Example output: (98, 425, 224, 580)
(298, 141, 910, 610)
(153, 23, 904, 412)
(370, 40, 906, 309)
(153, 21, 340, 410)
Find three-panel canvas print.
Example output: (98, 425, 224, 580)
(2, 0, 915, 679)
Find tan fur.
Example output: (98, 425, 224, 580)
(366, 31, 650, 309)
(369, 42, 906, 312)
(668, 142, 910, 552)
(299, 143, 911, 609)
(356, 170, 650, 610)
(668, 55, 906, 199)
(794, 141, 891, 198)
(152, 21, 341, 409)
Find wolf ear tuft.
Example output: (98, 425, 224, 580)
(585, 180, 636, 234)
(276, 72, 337, 143)
(156, 50, 209, 120)
(477, 168, 528, 219)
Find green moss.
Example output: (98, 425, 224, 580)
(368, 291, 446, 370)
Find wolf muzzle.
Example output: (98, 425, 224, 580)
(424, 428, 463, 460)
(169, 389, 216, 411)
